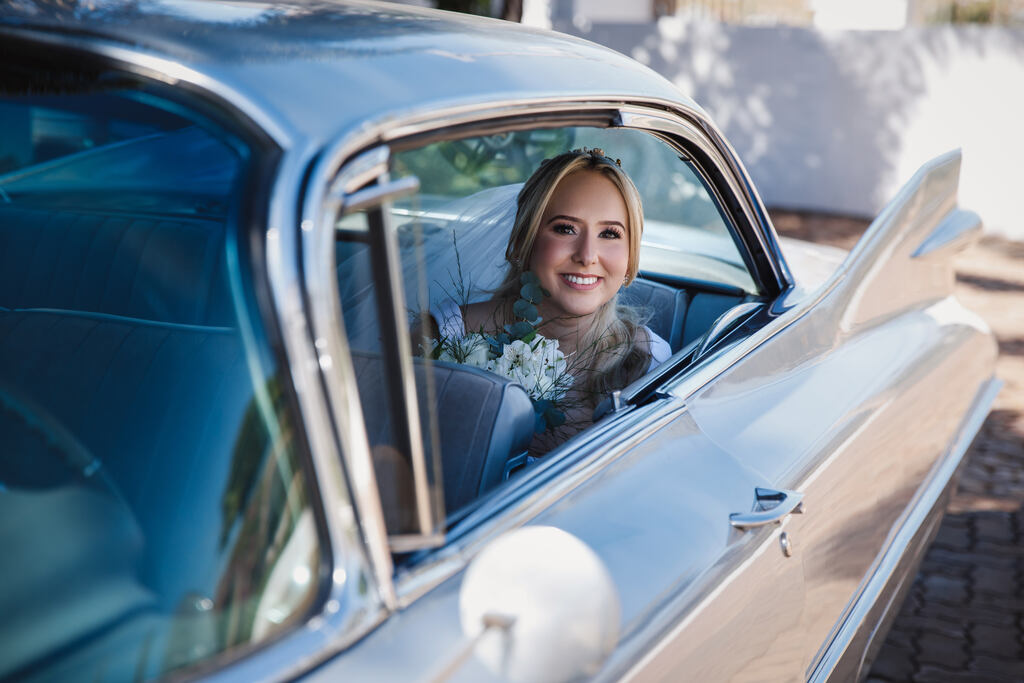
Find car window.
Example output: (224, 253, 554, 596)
(336, 123, 758, 529)
(393, 126, 758, 293)
(0, 87, 319, 680)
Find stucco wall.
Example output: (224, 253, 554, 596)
(556, 17, 1024, 241)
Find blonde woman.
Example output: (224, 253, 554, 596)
(429, 148, 670, 448)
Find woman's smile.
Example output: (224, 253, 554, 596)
(560, 273, 601, 289)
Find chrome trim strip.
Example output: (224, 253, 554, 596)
(808, 376, 1002, 682)
(360, 176, 438, 543)
(304, 147, 398, 608)
(1, 28, 393, 681)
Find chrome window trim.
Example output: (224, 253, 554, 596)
(0, 29, 392, 682)
(302, 146, 400, 598)
(303, 97, 796, 609)
(616, 107, 790, 294)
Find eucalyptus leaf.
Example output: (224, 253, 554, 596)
(533, 398, 552, 413)
(513, 299, 538, 321)
(508, 321, 533, 339)
(519, 283, 544, 304)
(534, 412, 547, 433)
(520, 271, 540, 286)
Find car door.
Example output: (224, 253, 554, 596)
(676, 150, 1000, 679)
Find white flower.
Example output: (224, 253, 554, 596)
(439, 332, 491, 369)
(487, 335, 573, 402)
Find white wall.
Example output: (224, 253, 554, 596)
(556, 17, 1024, 241)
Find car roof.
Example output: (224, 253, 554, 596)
(0, 0, 701, 147)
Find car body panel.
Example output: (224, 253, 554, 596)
(0, 0, 698, 150)
(306, 402, 809, 681)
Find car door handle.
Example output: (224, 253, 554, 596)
(730, 487, 804, 530)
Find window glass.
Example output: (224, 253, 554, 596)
(392, 127, 757, 293)
(0, 85, 319, 680)
(338, 124, 757, 527)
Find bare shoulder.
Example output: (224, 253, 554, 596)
(463, 299, 506, 334)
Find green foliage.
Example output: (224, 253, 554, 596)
(512, 298, 538, 322)
(391, 129, 575, 198)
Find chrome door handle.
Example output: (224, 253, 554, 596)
(730, 487, 804, 530)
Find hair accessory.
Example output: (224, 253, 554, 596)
(574, 146, 622, 167)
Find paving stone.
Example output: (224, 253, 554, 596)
(969, 591, 1024, 613)
(934, 523, 972, 551)
(973, 540, 1024, 558)
(893, 614, 966, 640)
(969, 654, 1024, 678)
(916, 664, 1010, 682)
(973, 566, 1018, 597)
(971, 622, 1022, 659)
(975, 514, 1017, 544)
(922, 574, 970, 605)
(917, 601, 1020, 628)
(919, 560, 972, 580)
(927, 547, 1015, 571)
(870, 642, 916, 681)
(917, 632, 969, 669)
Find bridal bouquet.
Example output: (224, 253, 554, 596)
(429, 272, 573, 433)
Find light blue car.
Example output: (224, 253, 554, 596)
(0, 1, 998, 681)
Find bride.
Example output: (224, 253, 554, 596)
(427, 147, 670, 449)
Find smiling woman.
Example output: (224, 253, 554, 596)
(455, 148, 670, 450)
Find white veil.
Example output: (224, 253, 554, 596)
(336, 182, 522, 351)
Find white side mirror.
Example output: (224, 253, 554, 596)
(458, 526, 620, 683)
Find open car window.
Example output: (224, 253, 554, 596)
(333, 123, 760, 534)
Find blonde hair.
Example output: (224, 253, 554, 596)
(495, 148, 652, 404)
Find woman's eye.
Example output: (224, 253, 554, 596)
(553, 223, 576, 235)
(600, 228, 623, 239)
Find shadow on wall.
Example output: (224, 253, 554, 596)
(556, 17, 1024, 240)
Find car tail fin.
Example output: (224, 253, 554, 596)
(835, 149, 981, 331)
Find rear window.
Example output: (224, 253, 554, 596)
(0, 80, 319, 680)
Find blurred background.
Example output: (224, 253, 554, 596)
(399, 0, 1024, 243)
(398, 2, 1024, 679)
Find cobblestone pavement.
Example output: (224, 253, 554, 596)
(770, 210, 1024, 682)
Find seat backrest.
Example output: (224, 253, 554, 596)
(681, 291, 746, 346)
(0, 205, 232, 326)
(350, 352, 534, 514)
(620, 277, 690, 352)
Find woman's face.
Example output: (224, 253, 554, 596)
(528, 170, 631, 322)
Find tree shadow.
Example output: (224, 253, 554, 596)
(555, 16, 1024, 241)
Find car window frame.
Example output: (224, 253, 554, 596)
(303, 98, 794, 608)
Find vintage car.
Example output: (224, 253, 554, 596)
(0, 1, 1000, 681)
